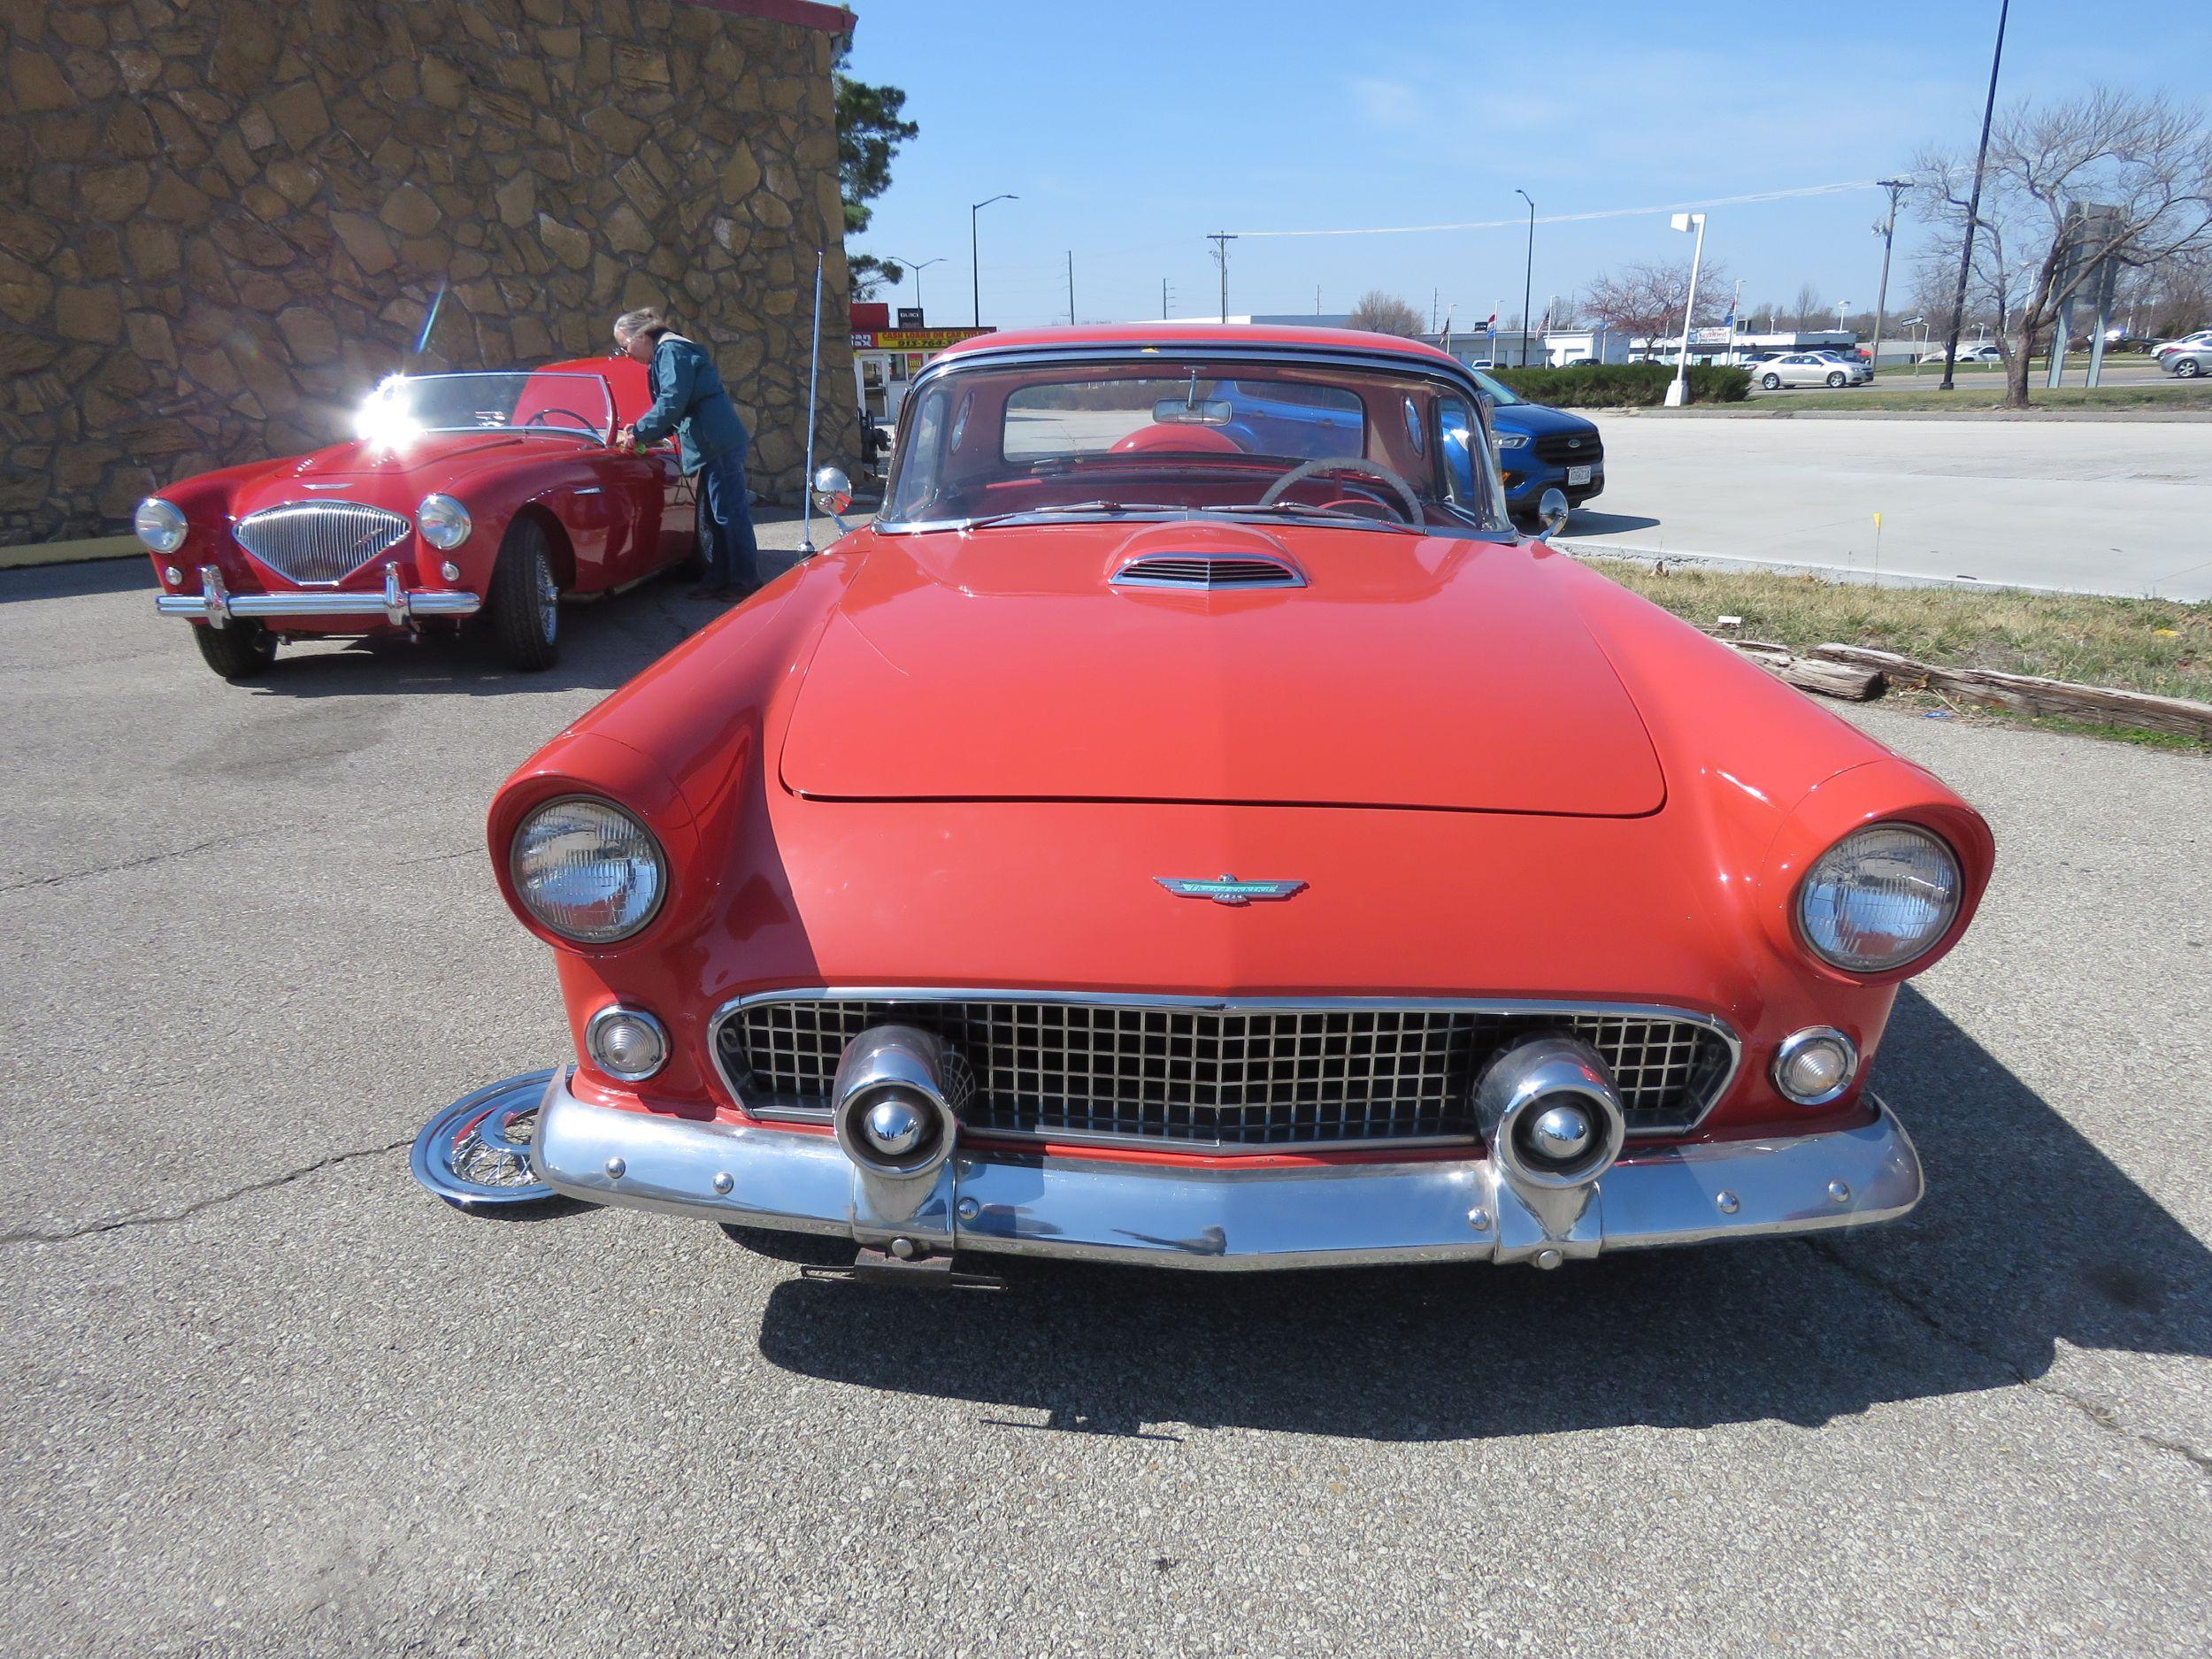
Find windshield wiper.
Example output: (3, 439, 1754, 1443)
(1200, 502, 1422, 534)
(962, 501, 1186, 528)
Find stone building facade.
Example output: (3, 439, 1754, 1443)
(0, 0, 855, 542)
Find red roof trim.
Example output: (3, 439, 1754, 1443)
(933, 323, 1464, 366)
(684, 0, 854, 34)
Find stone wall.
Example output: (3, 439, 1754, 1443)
(0, 0, 854, 542)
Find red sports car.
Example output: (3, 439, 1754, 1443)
(426, 324, 1994, 1279)
(137, 358, 698, 679)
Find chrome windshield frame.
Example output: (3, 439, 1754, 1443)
(362, 371, 618, 443)
(873, 342, 1517, 538)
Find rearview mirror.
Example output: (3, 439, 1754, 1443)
(810, 465, 852, 516)
(1536, 487, 1570, 540)
(1151, 397, 1232, 426)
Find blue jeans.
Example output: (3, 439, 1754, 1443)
(697, 448, 761, 591)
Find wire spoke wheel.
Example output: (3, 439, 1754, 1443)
(411, 1070, 562, 1210)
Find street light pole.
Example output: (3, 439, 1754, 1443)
(1664, 211, 1707, 408)
(970, 194, 1016, 328)
(886, 255, 944, 320)
(1514, 189, 1535, 368)
(1940, 0, 2009, 389)
(1868, 178, 1909, 378)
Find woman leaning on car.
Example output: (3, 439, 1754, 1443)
(611, 307, 762, 601)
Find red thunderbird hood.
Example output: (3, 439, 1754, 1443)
(779, 521, 1664, 816)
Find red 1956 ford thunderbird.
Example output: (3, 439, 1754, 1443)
(137, 357, 698, 679)
(423, 324, 1993, 1280)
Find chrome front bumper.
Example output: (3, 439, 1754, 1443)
(155, 563, 480, 627)
(528, 1071, 1924, 1271)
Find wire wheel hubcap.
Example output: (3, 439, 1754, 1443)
(411, 1071, 560, 1210)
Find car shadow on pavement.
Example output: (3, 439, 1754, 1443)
(0, 557, 152, 604)
(750, 986, 2211, 1440)
(1553, 510, 1661, 537)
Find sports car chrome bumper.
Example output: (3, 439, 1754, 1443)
(526, 1071, 1924, 1271)
(155, 564, 480, 626)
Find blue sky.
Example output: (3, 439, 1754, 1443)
(842, 0, 2212, 330)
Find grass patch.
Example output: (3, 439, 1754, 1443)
(1576, 556, 2212, 711)
(1745, 382, 2212, 412)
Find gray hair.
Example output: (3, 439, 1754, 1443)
(612, 307, 666, 345)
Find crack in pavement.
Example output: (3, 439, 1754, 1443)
(0, 833, 257, 895)
(1806, 1237, 2212, 1479)
(0, 1135, 412, 1248)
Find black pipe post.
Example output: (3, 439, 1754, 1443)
(1515, 189, 1535, 368)
(1939, 0, 2008, 390)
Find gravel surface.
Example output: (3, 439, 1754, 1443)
(3, 538, 2208, 1657)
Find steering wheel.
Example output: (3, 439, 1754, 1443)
(1257, 457, 1423, 524)
(527, 408, 598, 434)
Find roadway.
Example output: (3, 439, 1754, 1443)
(2, 542, 2208, 1656)
(1563, 412, 2212, 598)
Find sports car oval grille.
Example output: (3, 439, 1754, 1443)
(714, 995, 1736, 1149)
(232, 502, 412, 586)
(1111, 555, 1305, 590)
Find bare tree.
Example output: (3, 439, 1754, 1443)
(1346, 290, 1426, 338)
(1914, 88, 2212, 405)
(1578, 257, 1732, 346)
(1789, 282, 1825, 329)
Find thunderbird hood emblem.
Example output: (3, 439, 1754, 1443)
(1156, 873, 1307, 906)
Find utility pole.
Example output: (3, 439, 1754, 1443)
(1940, 0, 2008, 389)
(1162, 277, 1171, 320)
(1514, 188, 1536, 367)
(1207, 233, 1237, 323)
(1314, 283, 1320, 315)
(1869, 177, 1909, 378)
(1066, 250, 1074, 327)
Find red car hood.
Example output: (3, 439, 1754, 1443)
(778, 521, 1664, 816)
(227, 434, 561, 514)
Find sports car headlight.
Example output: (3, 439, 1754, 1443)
(134, 497, 188, 554)
(510, 797, 665, 944)
(417, 493, 472, 549)
(1796, 823, 1962, 973)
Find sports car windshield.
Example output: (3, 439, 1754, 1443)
(356, 372, 613, 444)
(881, 356, 1509, 534)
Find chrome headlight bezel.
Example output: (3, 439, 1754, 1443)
(134, 496, 188, 554)
(508, 795, 667, 946)
(1794, 822, 1962, 975)
(584, 1004, 670, 1082)
(417, 493, 472, 550)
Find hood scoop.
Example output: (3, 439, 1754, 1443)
(1111, 552, 1306, 590)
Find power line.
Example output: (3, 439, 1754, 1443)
(1229, 180, 1888, 240)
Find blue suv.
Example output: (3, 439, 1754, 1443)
(1470, 369, 1604, 521)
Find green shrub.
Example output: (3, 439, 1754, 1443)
(1486, 363, 1750, 408)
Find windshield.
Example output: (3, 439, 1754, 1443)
(882, 356, 1508, 534)
(357, 372, 612, 444)
(1468, 368, 1523, 407)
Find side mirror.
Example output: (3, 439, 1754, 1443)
(810, 465, 852, 516)
(1536, 487, 1570, 540)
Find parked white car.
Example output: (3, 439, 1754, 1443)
(2152, 330, 2212, 373)
(1919, 343, 2003, 365)
(1752, 352, 1870, 389)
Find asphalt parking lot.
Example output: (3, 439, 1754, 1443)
(1564, 413, 2212, 598)
(3, 536, 2208, 1656)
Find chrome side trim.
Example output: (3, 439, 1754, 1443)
(529, 1071, 1924, 1271)
(706, 987, 1745, 1142)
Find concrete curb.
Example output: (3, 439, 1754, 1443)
(0, 534, 141, 571)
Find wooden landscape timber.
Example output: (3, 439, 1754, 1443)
(1702, 633, 1888, 702)
(1809, 645, 2212, 741)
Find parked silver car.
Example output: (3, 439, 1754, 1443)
(1754, 351, 1870, 389)
(1920, 342, 2004, 365)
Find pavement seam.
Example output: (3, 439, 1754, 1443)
(0, 833, 255, 895)
(0, 1135, 412, 1248)
(1806, 1238, 2212, 1479)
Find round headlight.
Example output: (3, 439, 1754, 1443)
(1772, 1026, 1859, 1105)
(417, 493, 472, 549)
(510, 796, 665, 944)
(134, 497, 188, 554)
(585, 1005, 669, 1082)
(1797, 823, 1962, 973)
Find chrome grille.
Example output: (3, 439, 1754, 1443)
(1112, 555, 1304, 590)
(232, 501, 411, 585)
(716, 995, 1735, 1148)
